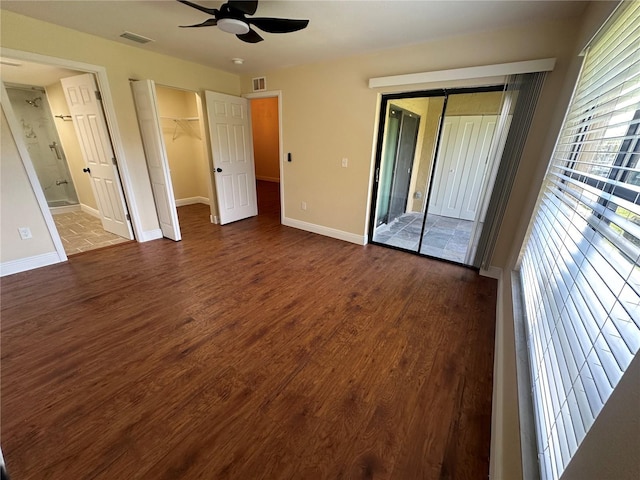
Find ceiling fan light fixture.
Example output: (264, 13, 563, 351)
(217, 18, 250, 35)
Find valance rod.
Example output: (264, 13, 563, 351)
(368, 58, 556, 89)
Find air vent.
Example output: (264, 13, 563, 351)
(252, 77, 266, 92)
(119, 31, 154, 44)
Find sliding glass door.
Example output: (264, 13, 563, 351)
(371, 93, 447, 252)
(369, 86, 513, 265)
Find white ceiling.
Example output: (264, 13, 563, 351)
(1, 0, 589, 75)
(0, 58, 81, 87)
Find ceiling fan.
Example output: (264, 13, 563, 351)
(177, 0, 309, 44)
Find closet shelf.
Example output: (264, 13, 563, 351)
(160, 116, 201, 141)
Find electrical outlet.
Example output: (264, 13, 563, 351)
(301, 201, 307, 211)
(341, 157, 348, 168)
(18, 227, 32, 240)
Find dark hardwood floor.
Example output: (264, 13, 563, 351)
(1, 181, 497, 479)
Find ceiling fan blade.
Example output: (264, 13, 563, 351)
(177, 0, 219, 16)
(179, 18, 218, 28)
(228, 0, 258, 16)
(237, 28, 263, 43)
(248, 17, 309, 34)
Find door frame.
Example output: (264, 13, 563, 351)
(243, 90, 284, 223)
(368, 88, 448, 248)
(386, 104, 421, 225)
(0, 47, 143, 241)
(1, 83, 67, 263)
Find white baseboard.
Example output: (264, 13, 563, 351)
(138, 228, 163, 242)
(80, 204, 101, 218)
(282, 217, 366, 245)
(481, 266, 503, 280)
(175, 196, 210, 207)
(489, 272, 505, 480)
(50, 204, 81, 214)
(256, 176, 280, 183)
(0, 251, 63, 277)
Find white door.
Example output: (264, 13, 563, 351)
(428, 117, 458, 216)
(430, 115, 506, 221)
(438, 115, 482, 219)
(459, 116, 498, 221)
(205, 91, 257, 225)
(60, 74, 133, 239)
(131, 80, 181, 241)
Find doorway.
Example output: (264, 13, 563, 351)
(2, 66, 133, 256)
(370, 86, 513, 266)
(154, 84, 212, 233)
(376, 104, 422, 227)
(245, 91, 284, 221)
(249, 96, 281, 218)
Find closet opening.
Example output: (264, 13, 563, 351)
(154, 84, 213, 234)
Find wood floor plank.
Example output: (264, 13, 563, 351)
(1, 182, 497, 479)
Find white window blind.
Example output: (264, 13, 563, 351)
(518, 2, 640, 480)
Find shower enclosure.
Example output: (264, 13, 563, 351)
(5, 85, 79, 208)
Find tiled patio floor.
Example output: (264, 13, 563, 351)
(373, 212, 474, 263)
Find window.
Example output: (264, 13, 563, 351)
(518, 2, 640, 480)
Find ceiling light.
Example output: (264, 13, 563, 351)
(231, 58, 244, 65)
(217, 18, 250, 35)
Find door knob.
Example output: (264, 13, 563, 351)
(83, 167, 91, 174)
(216, 168, 222, 172)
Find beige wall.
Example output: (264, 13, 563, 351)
(240, 17, 584, 246)
(250, 97, 280, 182)
(1, 106, 56, 263)
(0, 9, 239, 245)
(44, 81, 97, 210)
(155, 85, 209, 202)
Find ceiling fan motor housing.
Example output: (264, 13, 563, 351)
(217, 18, 250, 34)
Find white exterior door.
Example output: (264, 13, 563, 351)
(428, 116, 458, 217)
(459, 116, 498, 221)
(60, 74, 133, 239)
(429, 115, 501, 221)
(131, 80, 181, 241)
(205, 91, 257, 225)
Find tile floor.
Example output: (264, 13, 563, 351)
(373, 212, 474, 263)
(53, 210, 130, 255)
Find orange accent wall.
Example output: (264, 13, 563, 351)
(250, 97, 280, 182)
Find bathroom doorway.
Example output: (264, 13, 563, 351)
(2, 64, 132, 256)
